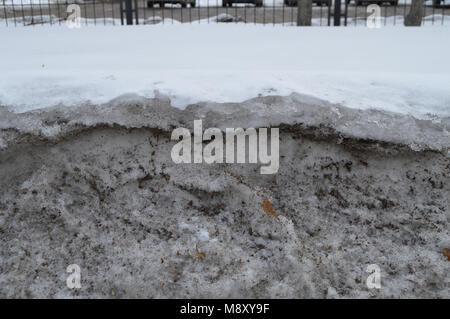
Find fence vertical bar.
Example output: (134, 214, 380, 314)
(334, 0, 341, 26)
(142, 0, 145, 25)
(3, 0, 8, 26)
(30, 0, 34, 26)
(319, 4, 323, 26)
(344, 0, 348, 26)
(273, 0, 275, 25)
(152, 1, 155, 24)
(93, 0, 97, 25)
(364, 2, 367, 24)
(20, 0, 26, 26)
(225, 0, 227, 23)
(403, 0, 406, 20)
(393, 2, 396, 25)
(422, 0, 425, 25)
(254, 1, 256, 24)
(48, 0, 52, 25)
(84, 1, 88, 25)
(64, 0, 68, 25)
(112, 0, 115, 25)
(162, 0, 165, 24)
(236, 2, 239, 23)
(181, 0, 184, 23)
(244, 0, 247, 23)
(38, 0, 43, 26)
(102, 0, 106, 25)
(327, 1, 331, 26)
(431, 0, 435, 25)
(120, 0, 123, 24)
(12, 0, 17, 26)
(263, 0, 265, 25)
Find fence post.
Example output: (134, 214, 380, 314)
(134, 0, 139, 25)
(125, 0, 133, 25)
(344, 0, 348, 26)
(334, 0, 341, 26)
(120, 0, 137, 25)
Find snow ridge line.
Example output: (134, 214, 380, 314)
(0, 93, 449, 154)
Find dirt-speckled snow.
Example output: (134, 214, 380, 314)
(0, 94, 448, 298)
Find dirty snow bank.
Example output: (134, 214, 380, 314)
(0, 95, 448, 298)
(0, 24, 449, 119)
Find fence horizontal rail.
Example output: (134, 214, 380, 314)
(0, 0, 448, 26)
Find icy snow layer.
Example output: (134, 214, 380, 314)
(0, 25, 449, 119)
(1, 93, 449, 152)
(0, 95, 448, 298)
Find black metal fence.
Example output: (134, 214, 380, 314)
(0, 0, 448, 26)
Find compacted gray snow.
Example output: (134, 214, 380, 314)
(0, 94, 448, 298)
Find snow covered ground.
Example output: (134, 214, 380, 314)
(0, 24, 449, 119)
(2, 13, 450, 26)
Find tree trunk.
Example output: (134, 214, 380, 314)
(404, 0, 425, 26)
(297, 0, 313, 26)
